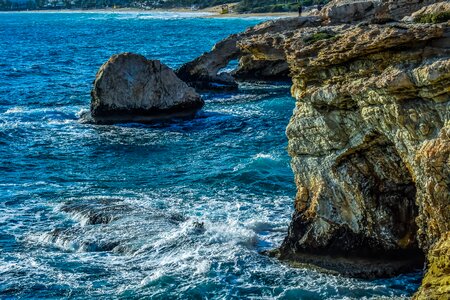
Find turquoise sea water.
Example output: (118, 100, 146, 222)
(0, 12, 422, 299)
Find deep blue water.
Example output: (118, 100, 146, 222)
(0, 12, 422, 299)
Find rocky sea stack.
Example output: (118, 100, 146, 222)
(180, 0, 449, 298)
(89, 53, 204, 124)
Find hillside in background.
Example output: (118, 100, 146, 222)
(1, 0, 329, 12)
(236, 0, 328, 13)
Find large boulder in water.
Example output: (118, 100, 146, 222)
(90, 53, 204, 124)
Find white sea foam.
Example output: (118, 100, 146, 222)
(47, 119, 74, 125)
(252, 153, 276, 160)
(76, 11, 216, 20)
(4, 106, 24, 114)
(194, 259, 211, 275)
(137, 12, 215, 20)
(140, 269, 164, 285)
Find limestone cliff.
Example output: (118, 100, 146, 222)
(236, 1, 450, 298)
(177, 0, 447, 92)
(181, 0, 449, 296)
(278, 20, 449, 281)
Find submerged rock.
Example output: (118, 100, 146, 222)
(59, 199, 131, 225)
(43, 228, 121, 252)
(89, 53, 204, 124)
(45, 198, 189, 254)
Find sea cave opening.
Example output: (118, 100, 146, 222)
(217, 58, 239, 76)
(331, 133, 425, 269)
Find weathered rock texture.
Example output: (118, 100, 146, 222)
(214, 1, 449, 298)
(176, 16, 321, 90)
(277, 21, 450, 279)
(321, 0, 445, 24)
(90, 53, 203, 124)
(415, 232, 450, 298)
(177, 0, 447, 92)
(408, 2, 450, 22)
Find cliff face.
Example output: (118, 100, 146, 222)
(281, 21, 449, 253)
(238, 2, 450, 298)
(280, 21, 449, 279)
(180, 0, 449, 296)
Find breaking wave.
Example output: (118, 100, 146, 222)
(0, 12, 422, 299)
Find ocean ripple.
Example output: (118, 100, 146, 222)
(0, 12, 422, 299)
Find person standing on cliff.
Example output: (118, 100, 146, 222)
(298, 4, 303, 16)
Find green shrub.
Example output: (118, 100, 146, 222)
(414, 11, 450, 24)
(303, 32, 335, 45)
(235, 0, 330, 13)
(270, 4, 287, 12)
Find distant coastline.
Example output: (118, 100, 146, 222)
(0, 7, 297, 18)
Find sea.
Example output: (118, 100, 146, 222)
(0, 12, 422, 299)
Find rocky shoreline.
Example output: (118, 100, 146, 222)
(178, 1, 450, 298)
(88, 1, 449, 298)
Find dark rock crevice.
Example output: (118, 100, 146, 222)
(278, 134, 425, 278)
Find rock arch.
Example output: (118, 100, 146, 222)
(176, 16, 322, 90)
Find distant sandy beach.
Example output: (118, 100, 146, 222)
(4, 6, 297, 18)
(203, 11, 297, 19)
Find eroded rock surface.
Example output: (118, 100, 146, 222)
(321, 0, 445, 24)
(90, 53, 203, 124)
(408, 2, 450, 22)
(415, 232, 450, 299)
(276, 20, 449, 267)
(176, 16, 321, 90)
(283, 16, 449, 300)
(218, 1, 449, 298)
(177, 0, 448, 92)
